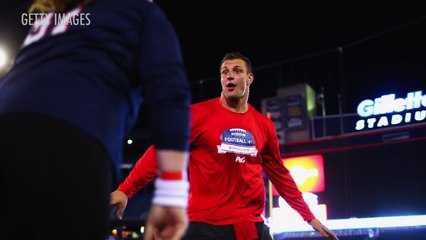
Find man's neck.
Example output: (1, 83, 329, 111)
(219, 95, 248, 113)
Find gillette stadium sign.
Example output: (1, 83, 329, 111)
(355, 90, 426, 131)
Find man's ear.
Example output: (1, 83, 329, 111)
(248, 73, 254, 85)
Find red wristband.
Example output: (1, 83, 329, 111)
(160, 171, 184, 180)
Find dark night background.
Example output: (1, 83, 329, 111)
(1, 2, 425, 221)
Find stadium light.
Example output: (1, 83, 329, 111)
(0, 46, 9, 71)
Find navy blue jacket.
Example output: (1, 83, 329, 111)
(0, 0, 191, 173)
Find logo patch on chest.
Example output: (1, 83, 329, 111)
(217, 128, 258, 157)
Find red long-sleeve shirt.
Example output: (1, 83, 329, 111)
(118, 98, 315, 225)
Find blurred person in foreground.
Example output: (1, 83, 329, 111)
(0, 0, 190, 239)
(111, 52, 339, 240)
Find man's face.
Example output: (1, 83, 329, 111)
(220, 59, 253, 101)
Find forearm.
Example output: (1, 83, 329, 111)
(156, 149, 188, 174)
(117, 146, 159, 198)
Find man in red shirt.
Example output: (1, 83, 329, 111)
(111, 52, 338, 240)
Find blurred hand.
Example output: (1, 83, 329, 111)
(110, 190, 128, 219)
(144, 205, 188, 240)
(308, 218, 339, 240)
